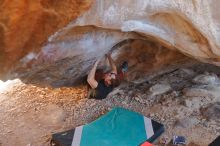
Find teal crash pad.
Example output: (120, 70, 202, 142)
(51, 107, 165, 146)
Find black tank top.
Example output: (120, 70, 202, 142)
(95, 79, 113, 99)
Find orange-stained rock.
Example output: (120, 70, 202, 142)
(2, 0, 220, 83)
(14, 26, 188, 87)
(0, 0, 92, 78)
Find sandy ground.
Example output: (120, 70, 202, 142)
(0, 62, 219, 146)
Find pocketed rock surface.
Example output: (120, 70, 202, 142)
(0, 62, 220, 146)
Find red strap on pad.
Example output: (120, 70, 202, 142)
(140, 141, 153, 146)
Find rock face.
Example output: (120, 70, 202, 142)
(69, 0, 220, 63)
(148, 83, 172, 97)
(0, 0, 92, 77)
(17, 31, 186, 87)
(201, 102, 220, 123)
(1, 0, 220, 84)
(183, 73, 220, 100)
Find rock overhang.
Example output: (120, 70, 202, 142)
(1, 0, 220, 85)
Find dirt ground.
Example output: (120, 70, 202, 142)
(0, 62, 219, 146)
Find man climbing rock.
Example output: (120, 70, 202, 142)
(87, 53, 127, 99)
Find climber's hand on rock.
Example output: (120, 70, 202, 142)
(95, 58, 101, 66)
(105, 52, 111, 58)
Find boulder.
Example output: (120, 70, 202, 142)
(148, 83, 172, 96)
(175, 117, 200, 128)
(201, 102, 220, 122)
(192, 74, 220, 85)
(1, 0, 220, 84)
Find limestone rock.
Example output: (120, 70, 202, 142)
(1, 0, 220, 85)
(148, 83, 171, 96)
(68, 0, 220, 65)
(17, 35, 186, 87)
(183, 85, 220, 100)
(179, 68, 196, 77)
(201, 102, 220, 122)
(192, 74, 220, 85)
(185, 95, 214, 110)
(175, 117, 200, 128)
(183, 98, 202, 109)
(183, 88, 214, 98)
(0, 0, 92, 78)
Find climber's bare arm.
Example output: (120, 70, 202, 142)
(87, 59, 100, 89)
(106, 53, 117, 74)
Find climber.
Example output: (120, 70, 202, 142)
(87, 53, 128, 99)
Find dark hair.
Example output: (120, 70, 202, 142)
(111, 78, 120, 87)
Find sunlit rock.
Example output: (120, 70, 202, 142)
(1, 0, 220, 85)
(148, 83, 172, 97)
(0, 0, 92, 77)
(68, 0, 220, 65)
(192, 74, 220, 85)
